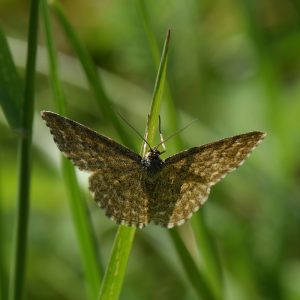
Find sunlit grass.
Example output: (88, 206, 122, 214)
(136, 3, 221, 299)
(7, 1, 39, 300)
(51, 0, 134, 150)
(40, 1, 102, 298)
(1, 0, 300, 299)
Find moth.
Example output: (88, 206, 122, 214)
(41, 111, 266, 228)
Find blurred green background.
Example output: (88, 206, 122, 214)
(1, 0, 300, 299)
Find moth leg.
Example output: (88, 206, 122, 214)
(159, 115, 166, 153)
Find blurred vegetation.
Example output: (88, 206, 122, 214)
(1, 0, 300, 299)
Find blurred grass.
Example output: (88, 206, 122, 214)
(40, 1, 102, 299)
(51, 0, 134, 150)
(0, 25, 21, 300)
(135, 0, 184, 151)
(8, 0, 39, 300)
(1, 0, 300, 300)
(0, 156, 7, 300)
(169, 229, 215, 300)
(0, 28, 23, 131)
(191, 211, 222, 299)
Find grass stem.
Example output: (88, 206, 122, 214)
(51, 0, 134, 149)
(97, 30, 170, 300)
(8, 1, 39, 299)
(40, 1, 103, 298)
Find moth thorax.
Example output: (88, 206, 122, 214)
(141, 149, 164, 175)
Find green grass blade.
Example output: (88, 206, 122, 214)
(40, 0, 66, 115)
(191, 212, 222, 300)
(8, 1, 39, 300)
(98, 30, 171, 300)
(135, 4, 221, 298)
(51, 0, 134, 149)
(145, 29, 170, 145)
(98, 226, 136, 300)
(0, 28, 23, 130)
(136, 0, 184, 150)
(135, 0, 161, 64)
(40, 1, 102, 298)
(0, 156, 8, 300)
(169, 230, 215, 300)
(62, 160, 102, 298)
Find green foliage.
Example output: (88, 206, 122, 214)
(136, 16, 220, 299)
(145, 30, 170, 147)
(1, 1, 300, 300)
(62, 159, 102, 299)
(0, 28, 23, 130)
(8, 1, 39, 300)
(51, 0, 134, 150)
(40, 1, 102, 299)
(98, 226, 136, 300)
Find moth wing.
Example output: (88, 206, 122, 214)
(151, 131, 266, 228)
(165, 131, 266, 187)
(89, 169, 150, 228)
(41, 111, 142, 172)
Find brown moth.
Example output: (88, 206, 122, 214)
(41, 111, 266, 228)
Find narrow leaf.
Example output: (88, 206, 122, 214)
(0, 155, 8, 300)
(169, 229, 216, 300)
(0, 28, 23, 130)
(146, 29, 170, 145)
(62, 160, 103, 298)
(136, 0, 184, 150)
(9, 0, 39, 299)
(135, 6, 222, 297)
(51, 0, 135, 149)
(40, 1, 102, 299)
(98, 30, 171, 300)
(97, 226, 136, 300)
(191, 212, 222, 300)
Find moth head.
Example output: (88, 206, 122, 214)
(145, 147, 163, 160)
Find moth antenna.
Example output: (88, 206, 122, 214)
(117, 112, 153, 151)
(156, 118, 198, 148)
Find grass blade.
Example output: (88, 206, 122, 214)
(51, 0, 134, 149)
(135, 4, 221, 298)
(98, 30, 171, 300)
(169, 229, 216, 300)
(40, 1, 102, 298)
(40, 0, 66, 115)
(8, 1, 39, 300)
(145, 29, 170, 144)
(98, 226, 136, 300)
(191, 212, 222, 299)
(0, 28, 23, 130)
(0, 156, 8, 300)
(136, 0, 184, 150)
(62, 161, 102, 298)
